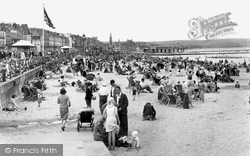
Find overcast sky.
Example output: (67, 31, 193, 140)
(1, 0, 249, 42)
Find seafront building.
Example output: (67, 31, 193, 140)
(0, 22, 103, 53)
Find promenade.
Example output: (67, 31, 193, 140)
(0, 65, 111, 156)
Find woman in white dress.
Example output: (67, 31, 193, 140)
(103, 98, 120, 150)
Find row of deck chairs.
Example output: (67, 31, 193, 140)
(159, 83, 192, 109)
(21, 86, 38, 101)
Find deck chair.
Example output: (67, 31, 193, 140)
(179, 92, 193, 109)
(175, 84, 184, 93)
(159, 87, 169, 105)
(164, 82, 174, 94)
(152, 76, 161, 85)
(167, 94, 177, 106)
(30, 87, 38, 100)
(129, 70, 135, 75)
(23, 86, 32, 100)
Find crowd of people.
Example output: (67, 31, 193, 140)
(2, 49, 249, 152)
(89, 54, 249, 151)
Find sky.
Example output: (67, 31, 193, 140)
(0, 0, 250, 42)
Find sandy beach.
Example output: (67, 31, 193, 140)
(1, 63, 250, 156)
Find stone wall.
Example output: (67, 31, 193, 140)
(0, 66, 42, 107)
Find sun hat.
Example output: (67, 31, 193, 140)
(110, 80, 115, 84)
(132, 130, 139, 137)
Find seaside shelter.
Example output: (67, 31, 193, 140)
(11, 40, 35, 53)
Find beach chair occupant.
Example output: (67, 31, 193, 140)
(152, 75, 161, 85)
(174, 81, 184, 93)
(142, 102, 156, 121)
(140, 78, 153, 93)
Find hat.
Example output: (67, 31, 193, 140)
(110, 80, 115, 84)
(132, 131, 139, 137)
(87, 82, 92, 86)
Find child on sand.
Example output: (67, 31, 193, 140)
(37, 89, 43, 107)
(131, 86, 137, 101)
(131, 130, 140, 149)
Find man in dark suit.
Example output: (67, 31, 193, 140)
(85, 82, 93, 108)
(110, 79, 118, 97)
(114, 86, 129, 136)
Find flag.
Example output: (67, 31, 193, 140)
(44, 7, 56, 29)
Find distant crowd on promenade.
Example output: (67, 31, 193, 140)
(0, 50, 76, 81)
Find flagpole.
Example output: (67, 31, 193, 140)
(42, 3, 45, 56)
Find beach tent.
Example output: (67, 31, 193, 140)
(12, 40, 35, 47)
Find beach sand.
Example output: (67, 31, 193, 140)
(1, 64, 250, 156)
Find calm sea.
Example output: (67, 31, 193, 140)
(152, 53, 250, 64)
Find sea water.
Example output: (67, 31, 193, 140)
(152, 53, 250, 64)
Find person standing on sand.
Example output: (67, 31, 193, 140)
(37, 89, 43, 107)
(110, 80, 118, 97)
(57, 88, 71, 131)
(114, 86, 129, 137)
(98, 83, 109, 114)
(103, 98, 120, 151)
(85, 82, 93, 108)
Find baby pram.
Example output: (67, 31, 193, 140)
(77, 108, 94, 132)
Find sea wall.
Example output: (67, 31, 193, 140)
(0, 66, 42, 107)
